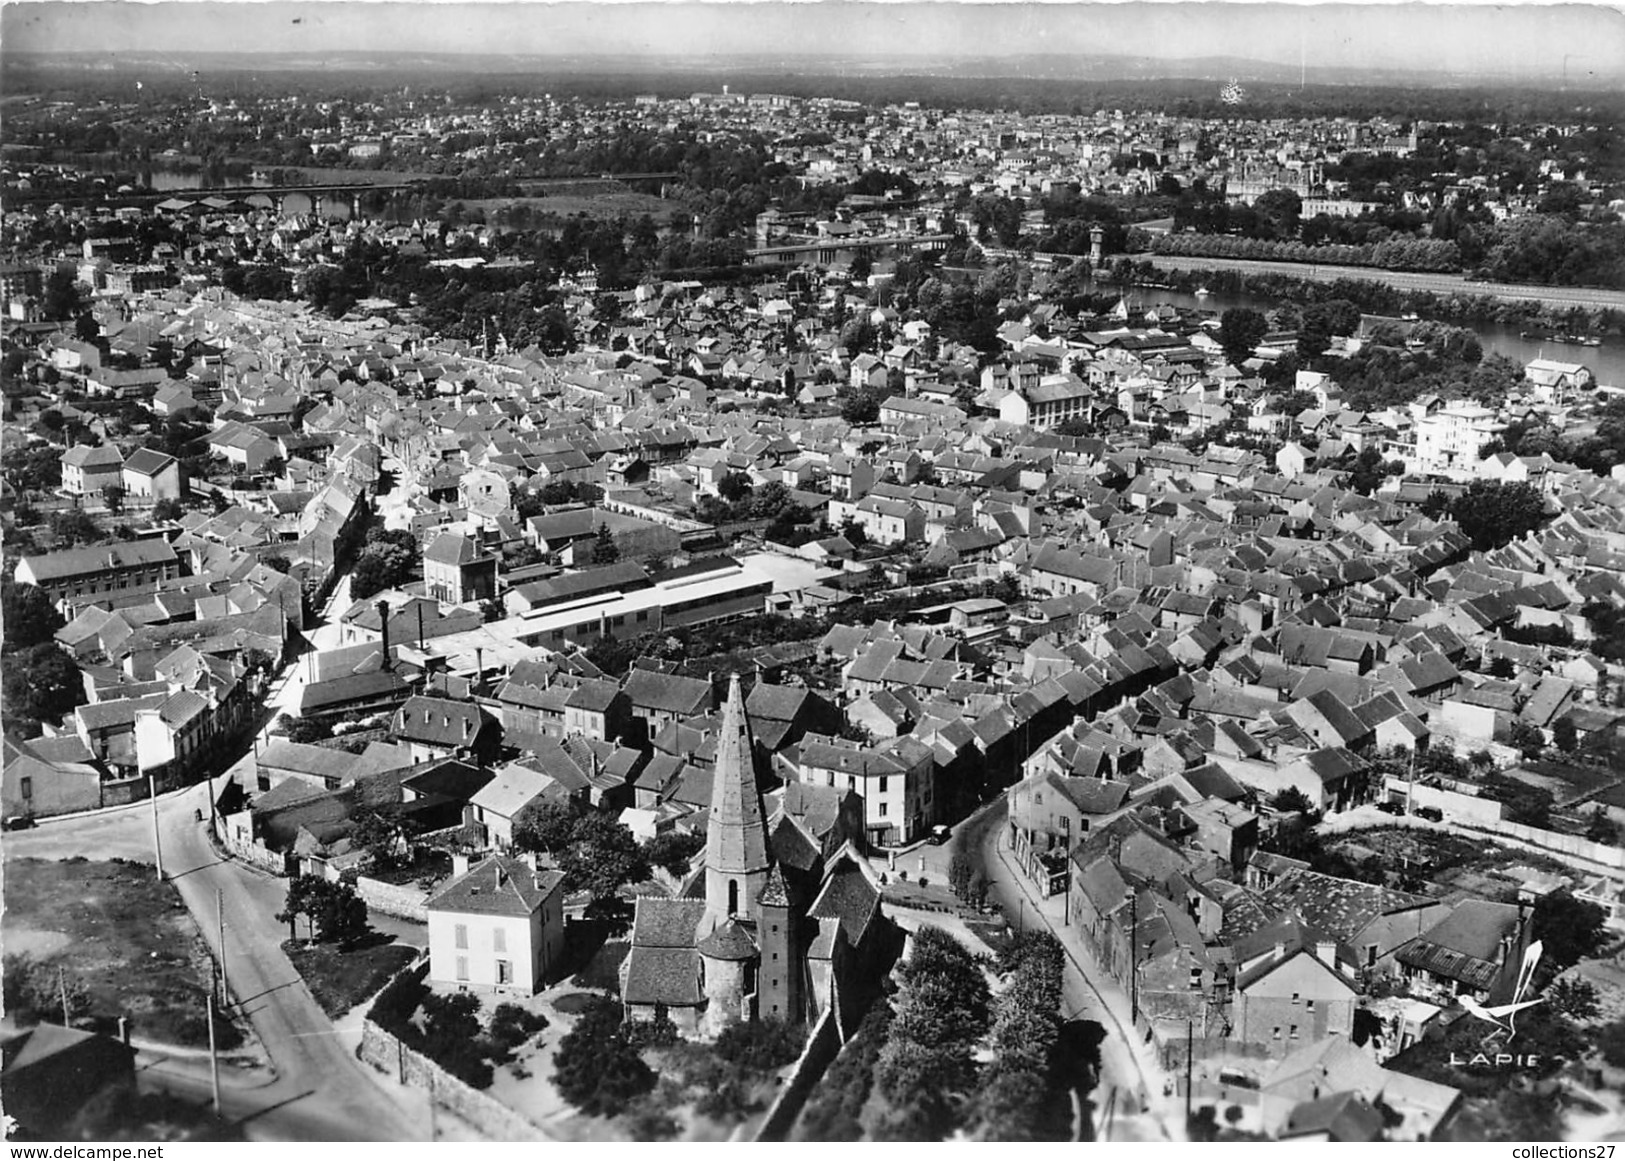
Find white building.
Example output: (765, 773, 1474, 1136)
(425, 854, 566, 995)
(1411, 400, 1504, 477)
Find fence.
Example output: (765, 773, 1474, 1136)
(359, 1017, 547, 1142)
(1449, 816, 1625, 875)
(753, 1007, 842, 1142)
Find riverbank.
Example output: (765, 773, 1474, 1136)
(1126, 254, 1625, 325)
(1118, 253, 1625, 336)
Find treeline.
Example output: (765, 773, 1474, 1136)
(1500, 398, 1625, 476)
(864, 927, 1071, 1141)
(1127, 262, 1625, 337)
(1477, 214, 1625, 290)
(1148, 231, 1463, 273)
(14, 61, 1625, 123)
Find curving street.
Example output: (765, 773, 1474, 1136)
(912, 799, 1184, 1143)
(3, 565, 440, 1142)
(6, 781, 434, 1141)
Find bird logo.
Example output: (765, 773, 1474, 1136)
(1459, 940, 1544, 1041)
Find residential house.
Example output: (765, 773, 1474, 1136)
(426, 855, 567, 995)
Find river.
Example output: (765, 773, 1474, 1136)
(1123, 282, 1625, 390)
(144, 168, 272, 191)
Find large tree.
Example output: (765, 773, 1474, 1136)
(552, 995, 654, 1116)
(512, 799, 580, 855)
(1, 582, 65, 653)
(1218, 307, 1268, 369)
(1530, 890, 1607, 978)
(349, 540, 417, 599)
(2, 643, 84, 729)
(276, 875, 369, 943)
(873, 925, 992, 1140)
(1449, 480, 1548, 552)
(559, 812, 650, 902)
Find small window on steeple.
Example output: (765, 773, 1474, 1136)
(728, 879, 739, 915)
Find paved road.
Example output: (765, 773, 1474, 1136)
(908, 801, 1181, 1142)
(1141, 253, 1625, 311)
(7, 784, 432, 1140)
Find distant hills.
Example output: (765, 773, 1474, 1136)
(0, 49, 1602, 91)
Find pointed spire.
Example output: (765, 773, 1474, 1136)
(760, 864, 790, 908)
(706, 674, 769, 876)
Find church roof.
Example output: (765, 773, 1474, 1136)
(769, 812, 822, 873)
(629, 896, 706, 949)
(706, 674, 770, 876)
(622, 946, 703, 1007)
(760, 865, 791, 907)
(809, 857, 880, 948)
(697, 917, 759, 961)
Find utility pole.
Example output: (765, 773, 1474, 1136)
(427, 1068, 437, 1141)
(1129, 891, 1139, 1024)
(1186, 1017, 1195, 1120)
(148, 774, 165, 880)
(58, 965, 70, 1027)
(217, 888, 229, 1005)
(206, 994, 222, 1114)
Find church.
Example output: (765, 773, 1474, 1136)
(620, 674, 901, 1038)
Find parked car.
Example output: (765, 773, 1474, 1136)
(925, 824, 951, 846)
(1375, 800, 1405, 816)
(3, 815, 37, 831)
(1415, 806, 1444, 822)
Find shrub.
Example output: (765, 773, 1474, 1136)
(553, 995, 655, 1116)
(644, 830, 706, 877)
(367, 963, 429, 1037)
(714, 1018, 803, 1072)
(622, 1097, 681, 1141)
(489, 1002, 549, 1049)
(796, 999, 892, 1141)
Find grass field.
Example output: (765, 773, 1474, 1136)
(465, 192, 682, 222)
(282, 937, 420, 1019)
(2, 857, 241, 1049)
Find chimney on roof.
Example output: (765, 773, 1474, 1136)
(1315, 940, 1336, 966)
(452, 851, 469, 878)
(1273, 940, 1286, 963)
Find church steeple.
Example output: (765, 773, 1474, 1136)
(704, 674, 770, 924)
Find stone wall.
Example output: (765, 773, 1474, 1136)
(356, 874, 431, 923)
(1453, 817, 1625, 874)
(754, 1007, 842, 1142)
(358, 1018, 547, 1142)
(1383, 777, 1506, 824)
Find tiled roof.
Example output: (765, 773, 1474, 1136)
(808, 857, 880, 948)
(426, 856, 563, 918)
(622, 945, 702, 1007)
(1263, 870, 1422, 944)
(630, 896, 706, 949)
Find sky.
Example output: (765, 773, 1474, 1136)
(3, 1, 1623, 84)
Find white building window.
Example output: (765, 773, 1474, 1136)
(454, 924, 468, 950)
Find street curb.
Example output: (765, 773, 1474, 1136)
(992, 841, 1170, 1115)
